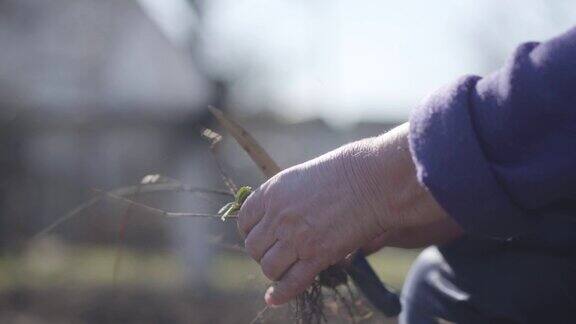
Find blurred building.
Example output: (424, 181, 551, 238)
(0, 0, 219, 287)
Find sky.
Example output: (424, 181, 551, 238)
(142, 0, 576, 125)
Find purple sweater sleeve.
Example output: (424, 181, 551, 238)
(409, 27, 576, 239)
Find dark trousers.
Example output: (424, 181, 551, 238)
(399, 238, 576, 324)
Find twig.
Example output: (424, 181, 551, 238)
(249, 305, 270, 324)
(201, 127, 238, 194)
(33, 183, 233, 239)
(208, 106, 281, 178)
(93, 189, 236, 220)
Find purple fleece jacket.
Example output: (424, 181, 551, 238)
(409, 26, 576, 243)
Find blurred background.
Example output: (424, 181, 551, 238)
(0, 0, 574, 323)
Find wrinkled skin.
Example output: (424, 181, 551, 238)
(237, 123, 463, 306)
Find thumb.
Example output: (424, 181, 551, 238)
(264, 259, 325, 306)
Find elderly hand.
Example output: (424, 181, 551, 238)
(237, 123, 457, 306)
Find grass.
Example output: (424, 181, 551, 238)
(0, 238, 420, 294)
(0, 240, 184, 290)
(0, 240, 419, 324)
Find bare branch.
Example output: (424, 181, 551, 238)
(249, 305, 270, 324)
(94, 189, 235, 220)
(33, 182, 233, 239)
(209, 106, 281, 178)
(200, 126, 238, 194)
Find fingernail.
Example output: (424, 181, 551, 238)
(264, 286, 276, 306)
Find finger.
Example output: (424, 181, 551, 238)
(264, 259, 326, 306)
(244, 217, 277, 262)
(237, 187, 265, 237)
(260, 240, 298, 281)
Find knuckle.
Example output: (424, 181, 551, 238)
(265, 170, 297, 203)
(274, 211, 296, 241)
(295, 227, 323, 259)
